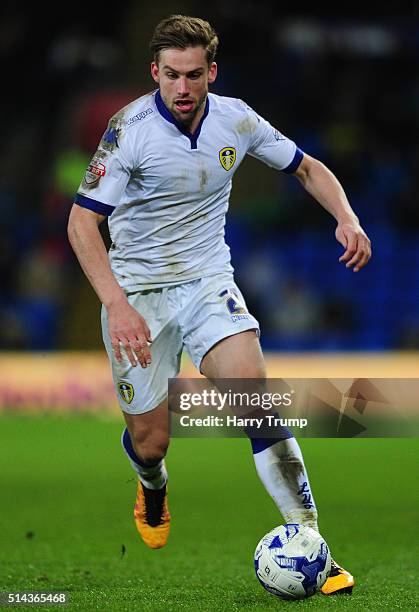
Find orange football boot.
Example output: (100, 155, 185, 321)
(321, 559, 355, 595)
(133, 481, 170, 549)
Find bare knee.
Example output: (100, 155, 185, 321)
(131, 430, 169, 465)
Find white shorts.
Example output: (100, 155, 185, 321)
(101, 273, 260, 414)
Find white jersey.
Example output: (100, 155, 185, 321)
(75, 90, 303, 292)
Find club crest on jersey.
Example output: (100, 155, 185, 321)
(219, 147, 236, 171)
(118, 381, 135, 404)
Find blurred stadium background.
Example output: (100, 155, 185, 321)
(1, 2, 418, 408)
(1, 3, 418, 410)
(1, 4, 418, 608)
(1, 2, 418, 359)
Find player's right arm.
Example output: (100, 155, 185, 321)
(67, 204, 152, 368)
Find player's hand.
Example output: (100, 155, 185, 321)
(107, 299, 152, 368)
(335, 220, 371, 272)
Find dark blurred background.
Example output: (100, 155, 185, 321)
(1, 2, 418, 353)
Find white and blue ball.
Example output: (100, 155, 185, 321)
(254, 524, 331, 600)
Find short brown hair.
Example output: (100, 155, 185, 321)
(150, 15, 219, 66)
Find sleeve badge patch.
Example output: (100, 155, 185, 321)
(100, 115, 123, 152)
(83, 158, 106, 187)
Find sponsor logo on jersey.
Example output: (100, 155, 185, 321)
(84, 158, 106, 186)
(118, 381, 135, 404)
(127, 107, 153, 126)
(219, 147, 236, 171)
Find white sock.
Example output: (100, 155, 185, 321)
(136, 458, 168, 490)
(121, 427, 168, 490)
(252, 437, 319, 531)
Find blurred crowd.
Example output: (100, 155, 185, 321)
(1, 4, 418, 351)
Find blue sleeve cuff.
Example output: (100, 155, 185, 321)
(282, 147, 304, 174)
(74, 193, 116, 216)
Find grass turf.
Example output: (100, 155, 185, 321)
(0, 414, 418, 611)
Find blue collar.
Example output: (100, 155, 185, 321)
(155, 89, 209, 150)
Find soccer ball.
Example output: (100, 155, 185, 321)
(254, 524, 331, 600)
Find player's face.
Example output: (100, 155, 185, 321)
(151, 46, 217, 131)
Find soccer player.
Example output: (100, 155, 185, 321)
(67, 15, 371, 595)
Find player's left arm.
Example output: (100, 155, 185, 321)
(293, 153, 371, 272)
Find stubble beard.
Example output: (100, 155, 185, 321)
(171, 94, 207, 129)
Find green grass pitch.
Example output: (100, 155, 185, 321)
(0, 414, 418, 611)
